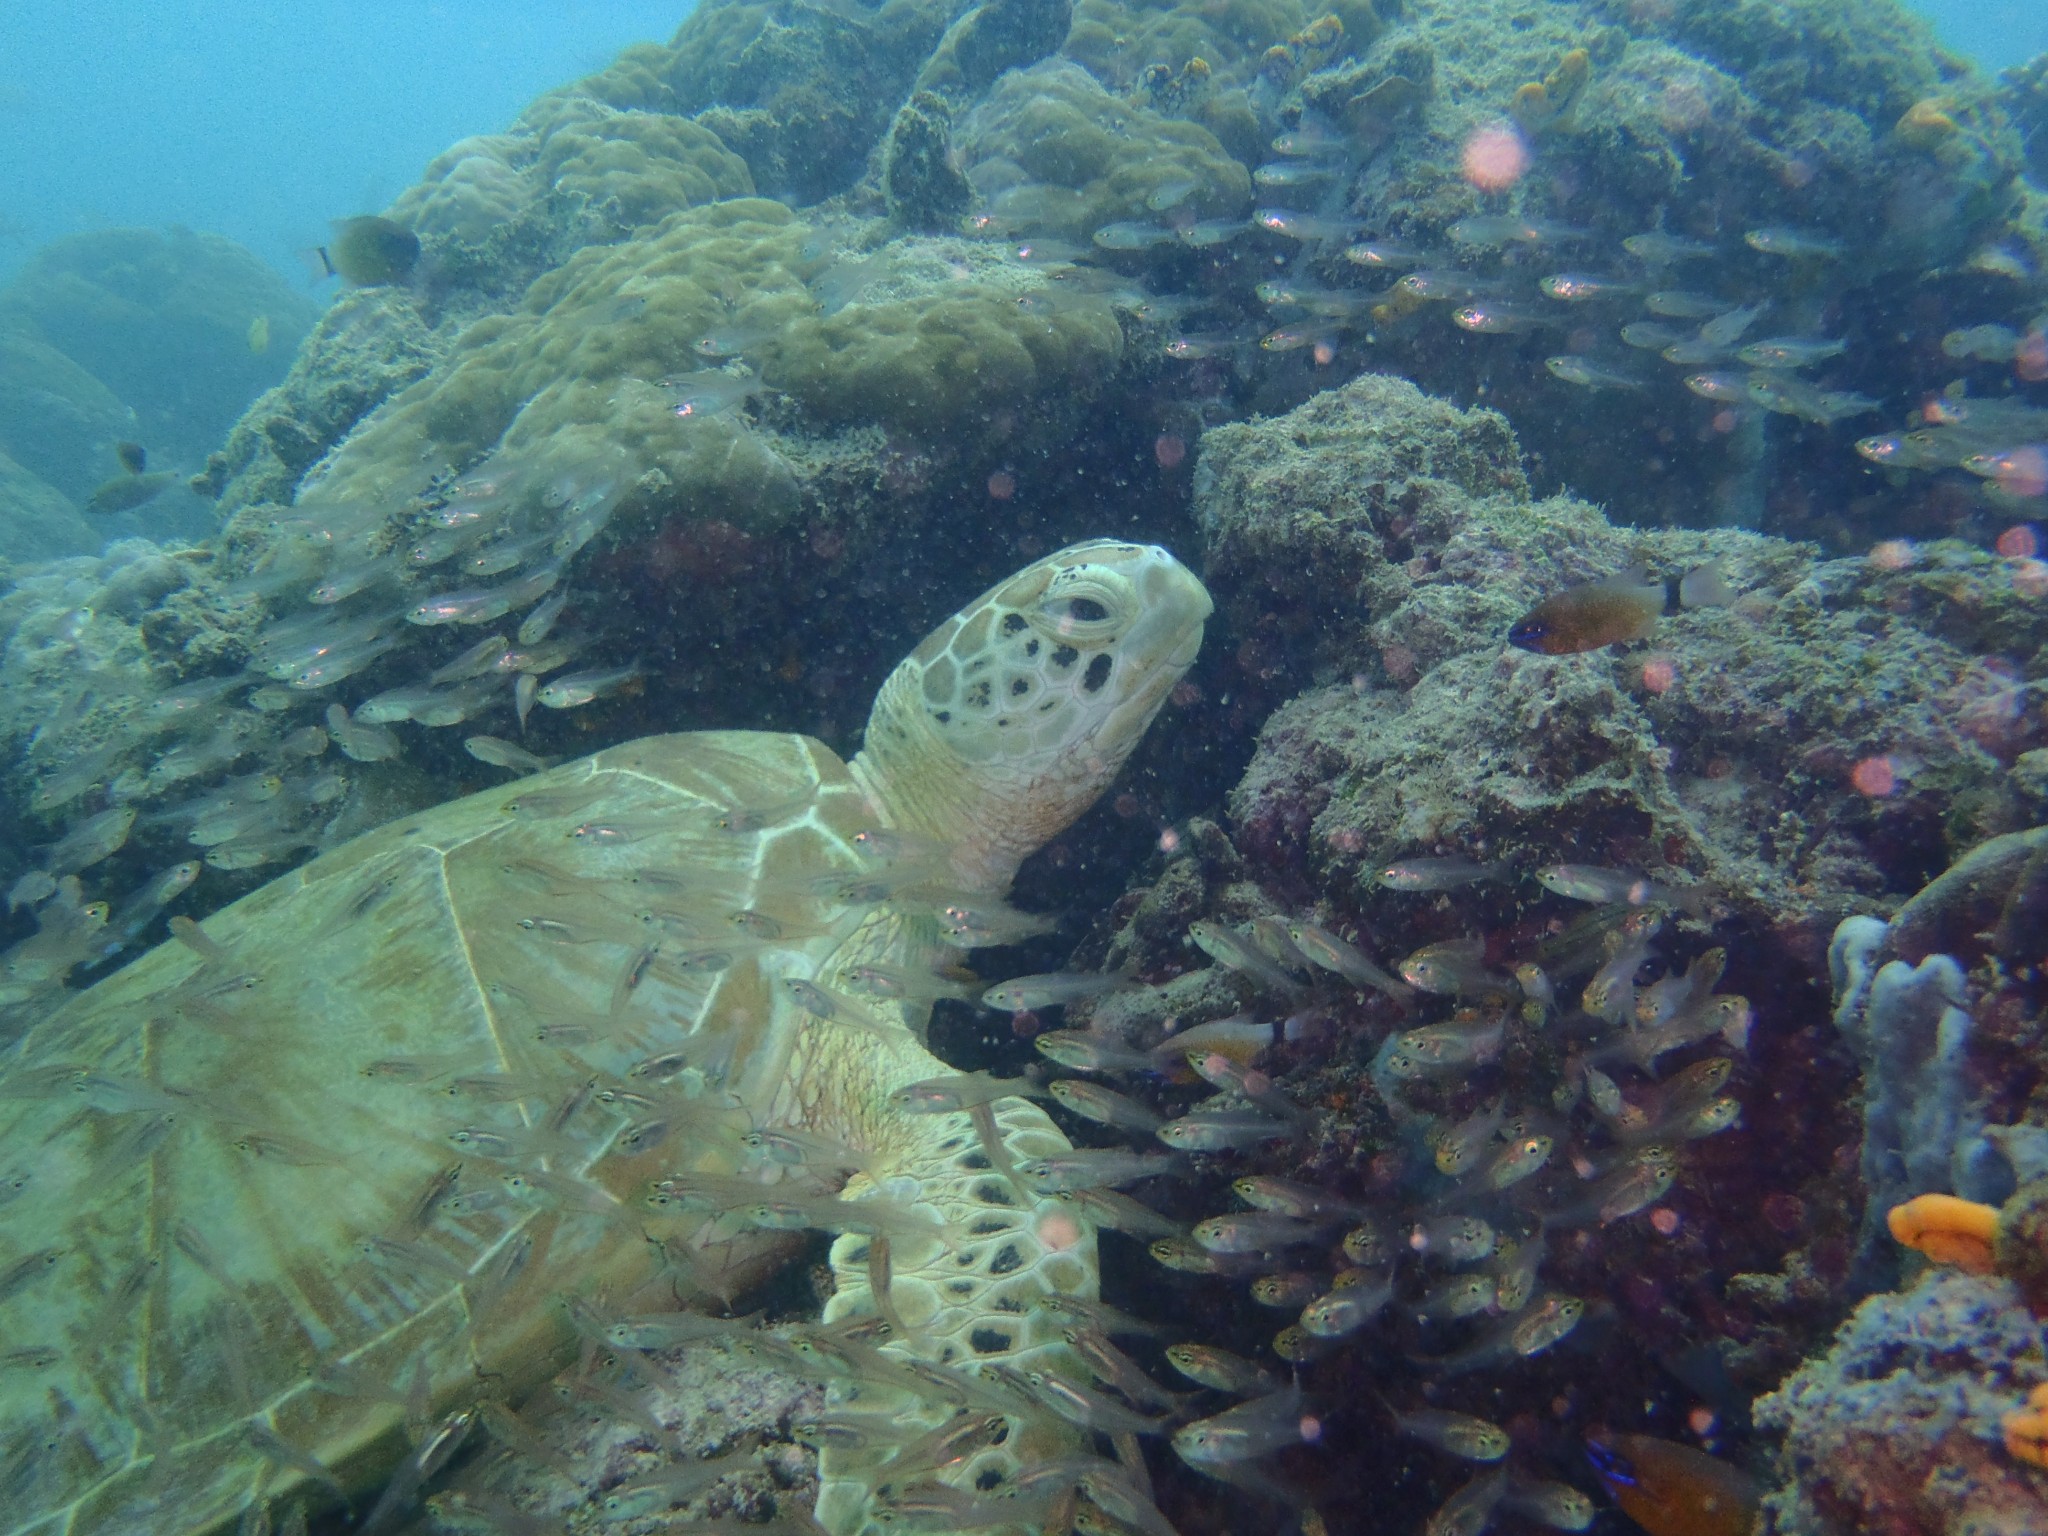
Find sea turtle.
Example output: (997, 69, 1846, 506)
(0, 539, 1212, 1535)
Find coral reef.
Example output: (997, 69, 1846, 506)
(2006, 52, 2048, 188)
(959, 60, 1253, 240)
(1201, 374, 2045, 939)
(660, 0, 966, 202)
(5, 0, 2048, 1524)
(0, 326, 136, 509)
(0, 227, 317, 482)
(881, 91, 974, 232)
(0, 450, 97, 566)
(1829, 918, 2002, 1278)
(1755, 1271, 2048, 1535)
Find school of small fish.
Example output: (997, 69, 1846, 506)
(1, 444, 648, 1035)
(962, 854, 1749, 1534)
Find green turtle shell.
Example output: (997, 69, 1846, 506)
(0, 730, 902, 1535)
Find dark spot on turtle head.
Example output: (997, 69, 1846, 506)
(969, 1327, 1013, 1354)
(933, 710, 951, 724)
(959, 1152, 991, 1171)
(1051, 645, 1078, 669)
(989, 1243, 1024, 1274)
(1010, 678, 1029, 695)
(974, 1182, 1016, 1207)
(1025, 638, 1040, 656)
(1001, 613, 1028, 634)
(976, 1467, 1005, 1491)
(1083, 654, 1113, 693)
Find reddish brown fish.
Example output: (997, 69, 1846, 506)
(1587, 1433, 1761, 1536)
(1509, 564, 1731, 654)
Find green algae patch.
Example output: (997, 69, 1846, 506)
(313, 198, 815, 532)
(658, 0, 964, 203)
(534, 103, 755, 233)
(766, 239, 1125, 436)
(1065, 0, 1376, 90)
(960, 60, 1251, 239)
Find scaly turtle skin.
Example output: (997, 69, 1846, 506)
(0, 540, 1211, 1535)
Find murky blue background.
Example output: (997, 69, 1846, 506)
(0, 0, 681, 282)
(0, 0, 2040, 286)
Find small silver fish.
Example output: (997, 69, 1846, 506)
(1034, 1029, 1159, 1074)
(1502, 1476, 1597, 1532)
(1735, 335, 1847, 369)
(1093, 221, 1177, 251)
(1021, 1148, 1183, 1192)
(1171, 1384, 1310, 1465)
(1343, 240, 1428, 269)
(1622, 231, 1716, 264)
(1255, 208, 1362, 241)
(1377, 855, 1509, 891)
(463, 736, 555, 774)
(1539, 274, 1640, 302)
(1744, 226, 1842, 259)
(1155, 1107, 1299, 1152)
(1047, 1079, 1165, 1134)
(982, 969, 1136, 1012)
(537, 664, 643, 709)
(1190, 1211, 1326, 1253)
(1698, 303, 1767, 347)
(1643, 290, 1728, 319)
(1188, 920, 1307, 1001)
(1547, 355, 1644, 389)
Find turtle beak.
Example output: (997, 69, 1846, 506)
(1107, 544, 1212, 721)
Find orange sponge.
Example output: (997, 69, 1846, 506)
(1887, 1193, 1999, 1273)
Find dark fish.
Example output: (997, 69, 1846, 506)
(1586, 1434, 1761, 1536)
(1508, 565, 1731, 655)
(85, 470, 177, 515)
(114, 440, 147, 475)
(314, 216, 420, 286)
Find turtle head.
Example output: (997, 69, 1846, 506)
(851, 540, 1211, 890)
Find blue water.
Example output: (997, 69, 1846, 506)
(0, 0, 687, 286)
(1917, 0, 2047, 76)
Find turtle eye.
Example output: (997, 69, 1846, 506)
(1032, 576, 1128, 643)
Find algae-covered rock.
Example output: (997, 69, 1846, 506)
(959, 59, 1253, 239)
(1755, 1271, 2048, 1536)
(194, 287, 445, 518)
(1203, 375, 2035, 934)
(1065, 0, 1377, 91)
(0, 449, 96, 565)
(0, 327, 136, 504)
(660, 0, 967, 203)
(531, 100, 755, 234)
(766, 232, 1126, 436)
(0, 227, 316, 479)
(882, 91, 975, 231)
(915, 0, 1073, 100)
(2006, 51, 2048, 188)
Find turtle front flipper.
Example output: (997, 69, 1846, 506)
(805, 1030, 1105, 1534)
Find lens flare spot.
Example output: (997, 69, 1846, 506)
(2016, 558, 2048, 599)
(1641, 656, 1677, 693)
(987, 469, 1017, 500)
(1036, 1210, 1083, 1251)
(2019, 328, 2048, 383)
(1998, 524, 2040, 558)
(1155, 433, 1187, 468)
(1462, 123, 1530, 191)
(1851, 755, 1897, 796)
(1868, 539, 1917, 571)
(1992, 445, 2048, 498)
(1650, 1207, 1682, 1235)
